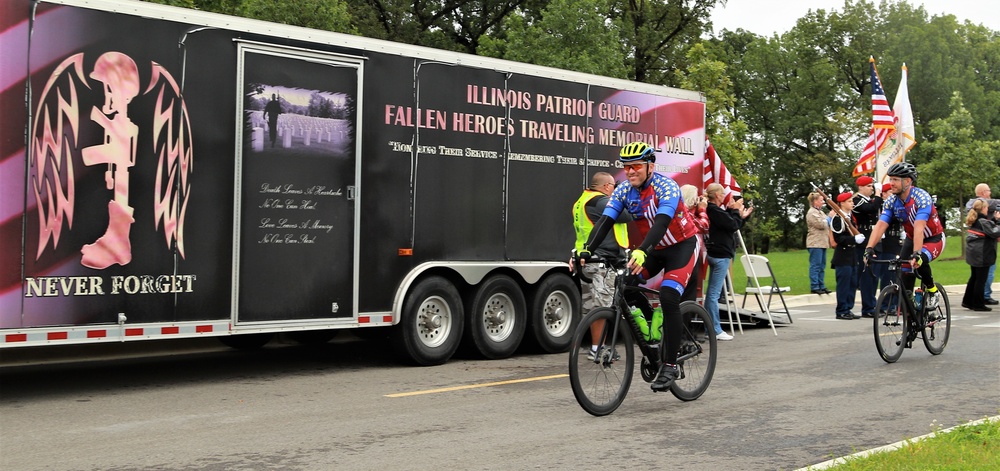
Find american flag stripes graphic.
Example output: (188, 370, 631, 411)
(703, 141, 742, 204)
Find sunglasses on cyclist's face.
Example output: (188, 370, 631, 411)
(624, 162, 646, 171)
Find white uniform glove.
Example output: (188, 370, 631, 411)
(854, 233, 865, 244)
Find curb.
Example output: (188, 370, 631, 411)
(796, 415, 1000, 470)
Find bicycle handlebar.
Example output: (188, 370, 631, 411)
(865, 256, 903, 264)
(571, 250, 627, 284)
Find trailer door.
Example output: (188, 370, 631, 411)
(233, 44, 362, 323)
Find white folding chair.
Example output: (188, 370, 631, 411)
(739, 255, 793, 331)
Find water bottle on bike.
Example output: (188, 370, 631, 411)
(630, 306, 663, 342)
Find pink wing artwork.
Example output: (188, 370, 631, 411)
(30, 52, 192, 268)
(147, 61, 193, 261)
(30, 53, 87, 261)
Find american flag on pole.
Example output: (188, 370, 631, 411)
(874, 64, 916, 182)
(703, 140, 742, 204)
(853, 57, 895, 176)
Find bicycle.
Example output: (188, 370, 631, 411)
(568, 253, 717, 416)
(868, 256, 951, 363)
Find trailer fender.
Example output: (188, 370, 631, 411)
(391, 261, 565, 323)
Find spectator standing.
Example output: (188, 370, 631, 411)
(831, 192, 863, 319)
(571, 172, 631, 359)
(681, 185, 710, 303)
(703, 183, 751, 340)
(965, 183, 1000, 305)
(806, 192, 831, 294)
(962, 199, 1000, 311)
(852, 176, 881, 317)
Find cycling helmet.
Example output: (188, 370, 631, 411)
(886, 162, 917, 181)
(619, 142, 656, 163)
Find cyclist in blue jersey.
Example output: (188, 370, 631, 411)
(583, 142, 700, 392)
(864, 162, 946, 309)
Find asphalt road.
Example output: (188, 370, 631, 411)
(1, 286, 998, 471)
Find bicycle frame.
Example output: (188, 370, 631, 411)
(570, 254, 717, 415)
(868, 254, 950, 363)
(872, 257, 923, 329)
(597, 262, 704, 369)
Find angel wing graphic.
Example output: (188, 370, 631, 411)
(147, 62, 194, 259)
(29, 52, 194, 267)
(29, 53, 88, 260)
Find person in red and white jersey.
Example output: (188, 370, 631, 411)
(864, 162, 945, 309)
(583, 141, 699, 393)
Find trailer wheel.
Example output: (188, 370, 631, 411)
(218, 333, 274, 350)
(464, 275, 526, 359)
(391, 276, 464, 366)
(529, 273, 580, 353)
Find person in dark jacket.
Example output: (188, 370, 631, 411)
(965, 183, 1000, 304)
(831, 192, 864, 319)
(962, 199, 1000, 311)
(852, 176, 882, 317)
(703, 183, 751, 339)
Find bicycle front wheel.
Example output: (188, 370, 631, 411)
(670, 301, 717, 401)
(568, 307, 634, 416)
(922, 282, 951, 355)
(874, 285, 906, 363)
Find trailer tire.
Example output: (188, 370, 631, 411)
(392, 276, 464, 366)
(529, 273, 580, 353)
(464, 275, 526, 359)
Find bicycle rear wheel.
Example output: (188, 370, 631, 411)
(874, 285, 907, 363)
(568, 307, 634, 416)
(670, 301, 717, 401)
(922, 282, 951, 355)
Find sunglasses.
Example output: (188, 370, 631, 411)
(623, 162, 646, 171)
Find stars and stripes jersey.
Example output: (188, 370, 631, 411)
(879, 186, 944, 239)
(602, 173, 698, 249)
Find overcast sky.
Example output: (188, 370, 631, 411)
(710, 0, 1000, 37)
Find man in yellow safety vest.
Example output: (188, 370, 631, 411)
(571, 171, 631, 360)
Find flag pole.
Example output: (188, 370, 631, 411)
(900, 63, 908, 164)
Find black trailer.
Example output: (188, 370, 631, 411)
(0, 0, 707, 365)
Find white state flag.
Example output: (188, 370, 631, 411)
(875, 64, 917, 183)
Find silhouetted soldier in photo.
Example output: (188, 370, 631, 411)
(263, 93, 282, 148)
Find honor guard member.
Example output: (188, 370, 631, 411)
(852, 175, 881, 318)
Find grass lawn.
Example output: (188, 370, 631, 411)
(731, 236, 972, 296)
(815, 416, 1000, 470)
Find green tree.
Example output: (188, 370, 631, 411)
(479, 0, 627, 78)
(346, 0, 539, 53)
(238, 0, 355, 32)
(612, 0, 717, 85)
(918, 92, 1000, 244)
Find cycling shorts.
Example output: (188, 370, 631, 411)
(640, 237, 697, 295)
(899, 236, 945, 271)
